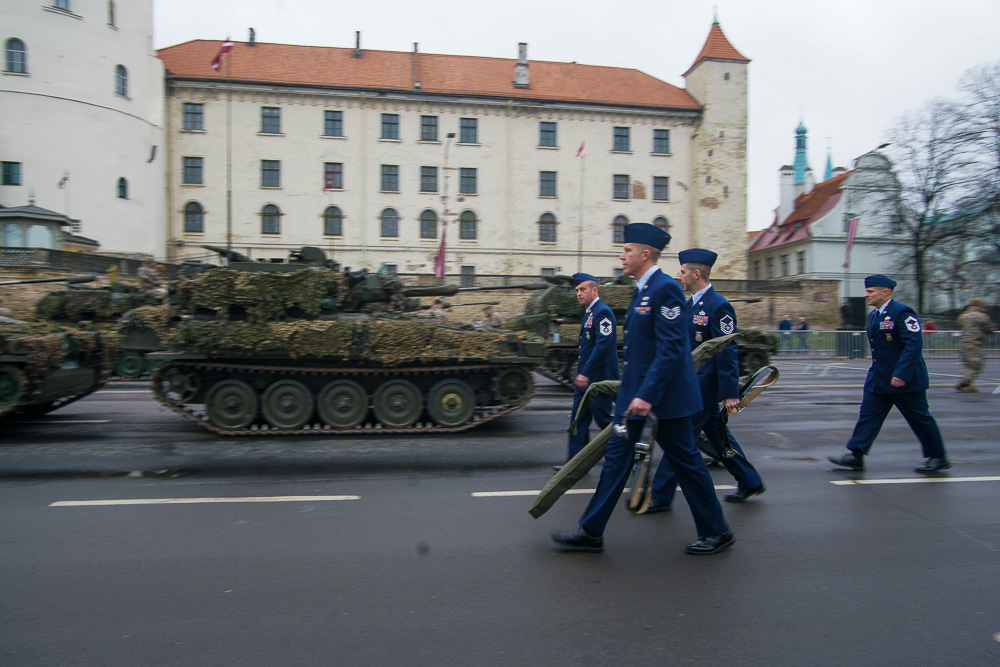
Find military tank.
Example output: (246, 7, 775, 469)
(505, 277, 776, 387)
(118, 247, 547, 435)
(0, 276, 118, 419)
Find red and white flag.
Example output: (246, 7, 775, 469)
(323, 177, 334, 193)
(57, 171, 69, 189)
(433, 227, 447, 279)
(576, 142, 586, 158)
(210, 40, 234, 71)
(842, 217, 860, 269)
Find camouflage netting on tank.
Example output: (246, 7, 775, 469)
(598, 284, 633, 314)
(35, 287, 152, 323)
(178, 268, 349, 322)
(504, 313, 551, 335)
(118, 305, 178, 343)
(0, 323, 115, 382)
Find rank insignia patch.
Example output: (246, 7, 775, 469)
(599, 318, 612, 337)
(661, 306, 680, 320)
(904, 315, 921, 332)
(719, 315, 735, 335)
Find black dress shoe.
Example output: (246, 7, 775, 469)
(685, 530, 735, 555)
(915, 457, 951, 473)
(643, 499, 671, 514)
(827, 453, 864, 470)
(551, 527, 603, 553)
(725, 484, 766, 503)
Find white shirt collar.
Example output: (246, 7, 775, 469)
(635, 265, 660, 292)
(586, 297, 601, 313)
(690, 283, 713, 305)
(878, 299, 893, 316)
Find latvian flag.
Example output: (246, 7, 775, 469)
(211, 41, 234, 71)
(576, 142, 585, 158)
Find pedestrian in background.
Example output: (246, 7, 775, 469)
(828, 274, 949, 474)
(956, 298, 993, 393)
(794, 316, 809, 350)
(556, 273, 618, 470)
(778, 313, 792, 352)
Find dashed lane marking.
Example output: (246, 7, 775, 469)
(50, 495, 360, 507)
(472, 484, 737, 498)
(831, 476, 1000, 486)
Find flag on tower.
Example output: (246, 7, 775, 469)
(576, 142, 586, 158)
(842, 217, 860, 269)
(57, 171, 69, 189)
(210, 40, 234, 71)
(434, 227, 447, 279)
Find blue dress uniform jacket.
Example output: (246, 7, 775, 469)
(844, 299, 945, 458)
(577, 268, 728, 539)
(566, 298, 618, 459)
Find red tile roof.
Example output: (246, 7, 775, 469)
(749, 171, 853, 251)
(685, 22, 750, 76)
(157, 40, 702, 112)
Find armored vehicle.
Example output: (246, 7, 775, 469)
(119, 248, 547, 435)
(505, 278, 775, 387)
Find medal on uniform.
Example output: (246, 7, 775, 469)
(695, 331, 703, 342)
(886, 334, 892, 341)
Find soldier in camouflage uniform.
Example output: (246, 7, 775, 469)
(956, 298, 994, 393)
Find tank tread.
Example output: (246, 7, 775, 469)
(151, 361, 535, 436)
(1, 364, 110, 420)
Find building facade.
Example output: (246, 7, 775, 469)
(0, 0, 165, 255)
(158, 22, 750, 278)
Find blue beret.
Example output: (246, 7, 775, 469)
(572, 272, 599, 286)
(678, 248, 718, 267)
(622, 223, 670, 250)
(864, 274, 897, 289)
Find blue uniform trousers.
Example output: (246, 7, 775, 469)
(650, 404, 763, 504)
(846, 389, 946, 458)
(567, 389, 613, 460)
(579, 415, 729, 539)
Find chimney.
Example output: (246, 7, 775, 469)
(513, 42, 529, 88)
(248, 28, 255, 46)
(353, 31, 363, 58)
(412, 42, 421, 91)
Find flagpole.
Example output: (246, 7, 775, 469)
(225, 39, 233, 266)
(577, 143, 585, 273)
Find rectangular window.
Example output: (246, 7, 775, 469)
(261, 107, 281, 134)
(324, 110, 343, 137)
(460, 117, 478, 144)
(796, 251, 806, 274)
(541, 268, 556, 277)
(324, 162, 343, 190)
(539, 171, 557, 198)
(613, 126, 630, 152)
(766, 257, 774, 279)
(753, 260, 761, 280)
(261, 160, 281, 187)
(420, 166, 438, 193)
(55, 0, 70, 9)
(781, 254, 789, 277)
(381, 113, 399, 140)
(381, 164, 399, 192)
(539, 122, 557, 147)
(1, 162, 21, 186)
(613, 174, 630, 200)
(652, 176, 669, 201)
(182, 156, 203, 185)
(653, 129, 670, 154)
(421, 116, 439, 142)
(459, 168, 477, 195)
(182, 103, 204, 131)
(383, 264, 398, 274)
(460, 265, 475, 287)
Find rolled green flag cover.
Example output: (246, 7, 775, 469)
(528, 333, 736, 519)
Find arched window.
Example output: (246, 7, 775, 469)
(261, 204, 281, 234)
(323, 206, 342, 236)
(380, 208, 399, 238)
(613, 215, 628, 244)
(184, 201, 203, 233)
(653, 216, 670, 233)
(538, 213, 557, 243)
(117, 177, 128, 199)
(459, 210, 477, 240)
(115, 64, 128, 97)
(420, 209, 437, 239)
(6, 39, 26, 74)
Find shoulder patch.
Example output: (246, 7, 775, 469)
(599, 317, 612, 337)
(904, 315, 921, 333)
(661, 306, 680, 320)
(719, 314, 735, 335)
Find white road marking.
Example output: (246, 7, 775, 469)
(993, 384, 1000, 395)
(472, 484, 737, 498)
(14, 419, 111, 424)
(50, 495, 360, 507)
(831, 476, 1000, 486)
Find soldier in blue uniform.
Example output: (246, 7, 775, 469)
(555, 273, 619, 470)
(551, 224, 733, 555)
(643, 249, 765, 510)
(828, 274, 949, 473)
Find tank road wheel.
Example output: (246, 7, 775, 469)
(317, 380, 368, 429)
(261, 379, 314, 430)
(372, 379, 422, 428)
(205, 379, 258, 431)
(114, 353, 146, 380)
(159, 366, 201, 404)
(426, 379, 476, 427)
(492, 367, 533, 404)
(0, 365, 28, 413)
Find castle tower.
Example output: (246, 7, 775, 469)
(683, 19, 750, 278)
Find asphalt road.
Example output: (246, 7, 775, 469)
(1, 357, 998, 665)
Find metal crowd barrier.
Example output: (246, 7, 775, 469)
(770, 330, 999, 358)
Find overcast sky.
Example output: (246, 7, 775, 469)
(154, 0, 1000, 231)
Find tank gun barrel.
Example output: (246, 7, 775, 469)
(456, 282, 550, 292)
(200, 244, 254, 264)
(402, 282, 548, 298)
(0, 274, 97, 286)
(728, 297, 762, 304)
